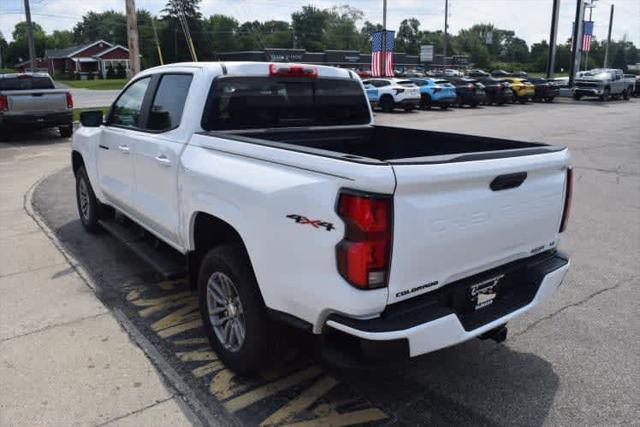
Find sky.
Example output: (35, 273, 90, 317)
(1, 0, 639, 47)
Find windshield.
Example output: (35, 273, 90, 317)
(201, 77, 370, 131)
(0, 75, 54, 90)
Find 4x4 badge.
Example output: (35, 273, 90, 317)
(286, 214, 335, 231)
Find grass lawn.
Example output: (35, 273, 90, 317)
(73, 106, 109, 122)
(60, 79, 128, 90)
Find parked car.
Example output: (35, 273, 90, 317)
(362, 78, 420, 112)
(491, 69, 511, 77)
(363, 82, 380, 108)
(444, 77, 486, 107)
(71, 61, 572, 374)
(528, 77, 560, 103)
(443, 68, 462, 77)
(634, 75, 640, 97)
(0, 72, 73, 140)
(573, 68, 629, 101)
(475, 77, 514, 105)
(410, 78, 457, 109)
(468, 69, 491, 78)
(503, 77, 535, 103)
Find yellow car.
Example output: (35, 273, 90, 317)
(504, 77, 535, 103)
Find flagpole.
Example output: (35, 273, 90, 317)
(382, 0, 387, 76)
(584, 0, 597, 70)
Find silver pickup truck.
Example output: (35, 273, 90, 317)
(573, 68, 632, 101)
(0, 72, 73, 140)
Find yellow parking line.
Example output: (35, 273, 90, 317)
(284, 408, 389, 427)
(157, 319, 203, 338)
(224, 366, 323, 413)
(260, 375, 339, 426)
(176, 347, 218, 362)
(173, 338, 209, 346)
(192, 361, 224, 378)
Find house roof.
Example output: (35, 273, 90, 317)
(94, 45, 129, 57)
(45, 40, 113, 59)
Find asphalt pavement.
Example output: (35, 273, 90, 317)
(8, 97, 640, 425)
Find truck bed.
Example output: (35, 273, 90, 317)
(216, 126, 561, 164)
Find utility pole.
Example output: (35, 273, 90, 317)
(23, 0, 36, 71)
(443, 0, 449, 67)
(546, 0, 561, 78)
(125, 0, 140, 76)
(603, 4, 614, 67)
(568, 0, 586, 88)
(382, 0, 387, 76)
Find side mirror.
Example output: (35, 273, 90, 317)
(80, 110, 103, 127)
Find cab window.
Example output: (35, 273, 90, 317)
(147, 74, 193, 131)
(109, 77, 151, 129)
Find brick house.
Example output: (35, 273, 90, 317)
(44, 40, 130, 79)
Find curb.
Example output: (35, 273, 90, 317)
(22, 170, 218, 427)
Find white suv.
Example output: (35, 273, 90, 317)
(363, 78, 420, 112)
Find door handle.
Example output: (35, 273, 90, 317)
(155, 155, 171, 166)
(490, 172, 527, 191)
(118, 144, 130, 154)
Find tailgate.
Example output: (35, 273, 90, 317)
(5, 90, 68, 113)
(388, 149, 570, 304)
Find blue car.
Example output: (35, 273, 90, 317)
(410, 78, 458, 109)
(363, 83, 380, 108)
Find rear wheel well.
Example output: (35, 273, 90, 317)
(188, 212, 249, 289)
(72, 151, 84, 176)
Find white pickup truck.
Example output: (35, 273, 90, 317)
(72, 62, 572, 374)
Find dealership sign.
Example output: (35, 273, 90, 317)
(420, 45, 434, 62)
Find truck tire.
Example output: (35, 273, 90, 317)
(600, 87, 610, 102)
(622, 89, 630, 101)
(573, 93, 582, 100)
(59, 125, 73, 138)
(545, 97, 555, 103)
(380, 96, 394, 113)
(198, 244, 281, 375)
(75, 166, 102, 233)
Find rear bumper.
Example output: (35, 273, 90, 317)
(325, 251, 569, 358)
(395, 98, 420, 107)
(0, 111, 72, 128)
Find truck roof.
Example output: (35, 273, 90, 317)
(138, 61, 355, 80)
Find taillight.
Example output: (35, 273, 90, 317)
(559, 168, 573, 232)
(336, 191, 392, 289)
(433, 86, 441, 93)
(269, 63, 318, 78)
(393, 88, 405, 94)
(0, 95, 7, 112)
(65, 92, 73, 109)
(467, 84, 475, 91)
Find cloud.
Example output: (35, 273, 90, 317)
(1, 0, 638, 47)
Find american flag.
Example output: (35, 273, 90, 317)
(371, 31, 395, 77)
(582, 21, 594, 52)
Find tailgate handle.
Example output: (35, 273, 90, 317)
(490, 172, 527, 191)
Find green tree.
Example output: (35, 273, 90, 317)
(291, 6, 328, 51)
(325, 6, 364, 50)
(161, 0, 206, 62)
(6, 21, 47, 65)
(204, 15, 239, 56)
(396, 18, 421, 54)
(261, 21, 293, 48)
(529, 40, 549, 72)
(46, 30, 74, 50)
(453, 28, 491, 68)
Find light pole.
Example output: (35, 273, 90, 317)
(584, 0, 597, 70)
(443, 0, 449, 68)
